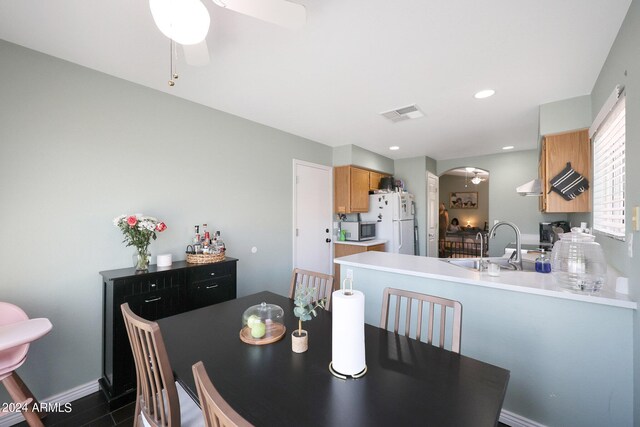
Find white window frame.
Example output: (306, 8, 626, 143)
(591, 93, 625, 240)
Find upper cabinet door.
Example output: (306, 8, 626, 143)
(369, 171, 384, 190)
(350, 167, 370, 212)
(334, 166, 382, 213)
(540, 129, 591, 213)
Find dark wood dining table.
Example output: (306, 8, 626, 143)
(158, 291, 509, 427)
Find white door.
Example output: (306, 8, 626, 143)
(427, 172, 439, 257)
(293, 160, 333, 274)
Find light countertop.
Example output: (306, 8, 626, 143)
(334, 251, 636, 310)
(334, 239, 387, 247)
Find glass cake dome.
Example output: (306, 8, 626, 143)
(240, 302, 285, 344)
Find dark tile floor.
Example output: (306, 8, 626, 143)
(14, 392, 135, 427)
(13, 391, 511, 426)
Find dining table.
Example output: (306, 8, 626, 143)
(157, 291, 510, 427)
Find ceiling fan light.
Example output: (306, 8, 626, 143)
(471, 176, 482, 185)
(150, 0, 210, 45)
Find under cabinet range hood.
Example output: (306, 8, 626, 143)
(516, 179, 542, 196)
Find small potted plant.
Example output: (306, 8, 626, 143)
(292, 287, 326, 353)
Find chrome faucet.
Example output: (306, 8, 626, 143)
(475, 232, 485, 271)
(488, 221, 523, 271)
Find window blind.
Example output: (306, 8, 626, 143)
(592, 95, 625, 239)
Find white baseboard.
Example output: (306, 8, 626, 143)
(0, 379, 99, 427)
(500, 409, 547, 427)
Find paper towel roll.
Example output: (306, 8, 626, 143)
(157, 253, 172, 267)
(332, 289, 366, 376)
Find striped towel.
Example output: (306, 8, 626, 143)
(549, 162, 589, 201)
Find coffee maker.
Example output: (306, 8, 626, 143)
(540, 221, 571, 244)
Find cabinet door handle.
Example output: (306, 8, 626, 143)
(144, 296, 162, 303)
(206, 284, 219, 289)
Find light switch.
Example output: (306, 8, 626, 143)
(628, 234, 633, 258)
(632, 206, 640, 231)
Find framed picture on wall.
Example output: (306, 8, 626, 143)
(450, 192, 478, 209)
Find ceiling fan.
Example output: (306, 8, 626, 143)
(471, 172, 486, 185)
(149, 0, 306, 68)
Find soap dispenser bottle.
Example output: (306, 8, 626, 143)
(535, 249, 551, 273)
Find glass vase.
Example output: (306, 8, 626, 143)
(134, 250, 151, 271)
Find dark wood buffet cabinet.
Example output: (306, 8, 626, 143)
(99, 258, 238, 409)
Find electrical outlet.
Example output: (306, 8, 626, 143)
(346, 269, 354, 280)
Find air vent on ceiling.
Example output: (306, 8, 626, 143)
(380, 104, 424, 123)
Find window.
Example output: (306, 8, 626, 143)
(592, 95, 625, 239)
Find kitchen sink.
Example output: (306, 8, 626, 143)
(442, 257, 536, 272)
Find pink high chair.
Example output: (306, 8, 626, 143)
(0, 302, 53, 426)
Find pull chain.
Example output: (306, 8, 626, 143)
(168, 40, 179, 86)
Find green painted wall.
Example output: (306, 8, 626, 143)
(331, 144, 394, 174)
(345, 265, 634, 426)
(539, 95, 592, 136)
(393, 156, 437, 257)
(0, 40, 332, 402)
(589, 1, 640, 424)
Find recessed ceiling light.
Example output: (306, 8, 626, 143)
(389, 146, 400, 151)
(502, 146, 514, 150)
(474, 89, 495, 99)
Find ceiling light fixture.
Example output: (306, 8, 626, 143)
(465, 167, 475, 173)
(502, 146, 514, 150)
(471, 172, 485, 185)
(474, 89, 495, 99)
(389, 146, 400, 151)
(149, 0, 211, 45)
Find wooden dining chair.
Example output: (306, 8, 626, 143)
(288, 268, 334, 311)
(380, 287, 463, 353)
(192, 361, 253, 427)
(120, 303, 203, 427)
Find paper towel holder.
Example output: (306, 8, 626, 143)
(341, 278, 354, 296)
(329, 361, 367, 380)
(329, 278, 367, 380)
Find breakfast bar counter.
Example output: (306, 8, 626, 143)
(334, 251, 635, 427)
(335, 251, 636, 309)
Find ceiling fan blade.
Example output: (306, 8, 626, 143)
(183, 41, 210, 66)
(211, 0, 306, 29)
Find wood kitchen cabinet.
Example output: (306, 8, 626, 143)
(539, 129, 592, 213)
(369, 171, 385, 190)
(99, 258, 237, 409)
(334, 242, 385, 287)
(334, 166, 389, 213)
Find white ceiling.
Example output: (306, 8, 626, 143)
(0, 0, 631, 160)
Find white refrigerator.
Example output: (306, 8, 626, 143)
(361, 192, 415, 255)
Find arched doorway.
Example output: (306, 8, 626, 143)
(438, 167, 489, 258)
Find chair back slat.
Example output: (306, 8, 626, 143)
(288, 269, 334, 311)
(427, 302, 434, 346)
(121, 303, 180, 427)
(415, 301, 423, 342)
(379, 288, 463, 354)
(193, 361, 253, 427)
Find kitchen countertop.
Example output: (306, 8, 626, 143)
(334, 239, 387, 247)
(335, 251, 636, 310)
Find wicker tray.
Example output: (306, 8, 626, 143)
(186, 252, 225, 264)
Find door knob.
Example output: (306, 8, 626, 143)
(325, 228, 330, 233)
(326, 238, 332, 243)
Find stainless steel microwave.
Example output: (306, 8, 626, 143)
(341, 221, 376, 241)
